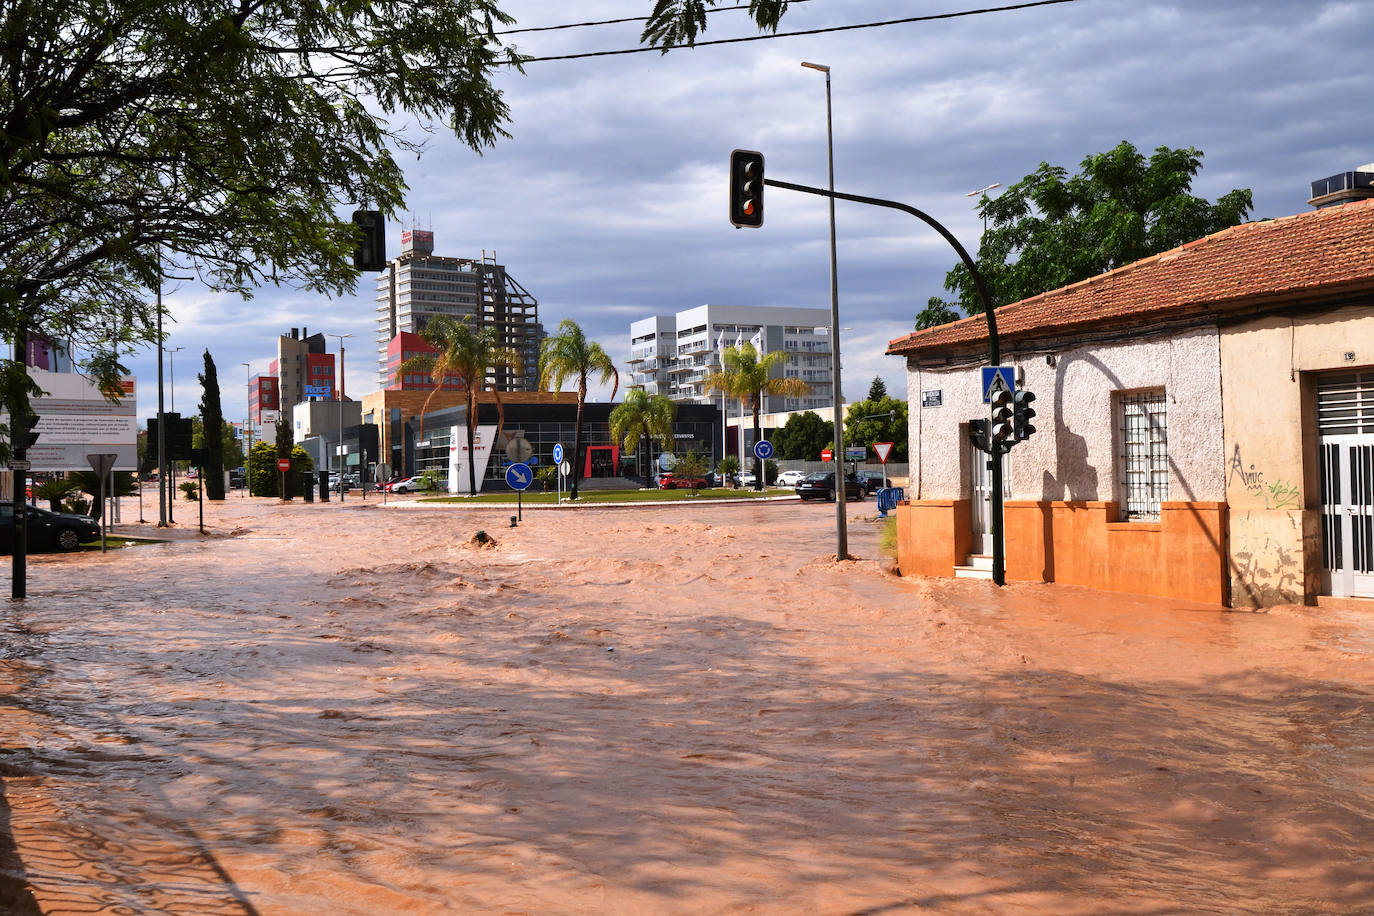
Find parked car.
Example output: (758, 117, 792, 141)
(737, 470, 758, 487)
(855, 470, 887, 494)
(795, 471, 864, 502)
(0, 504, 100, 553)
(658, 471, 707, 490)
(389, 475, 431, 493)
(775, 469, 807, 487)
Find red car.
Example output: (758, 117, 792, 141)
(657, 472, 706, 490)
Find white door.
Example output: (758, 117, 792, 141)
(1318, 373, 1374, 597)
(969, 442, 1010, 557)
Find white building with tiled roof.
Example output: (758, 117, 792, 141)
(885, 197, 1374, 609)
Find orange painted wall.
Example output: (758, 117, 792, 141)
(895, 500, 971, 578)
(903, 499, 1229, 605)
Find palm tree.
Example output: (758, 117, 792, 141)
(609, 389, 677, 484)
(398, 315, 522, 496)
(704, 342, 810, 490)
(539, 319, 618, 500)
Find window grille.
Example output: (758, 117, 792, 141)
(1119, 390, 1168, 519)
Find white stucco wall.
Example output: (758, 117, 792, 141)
(906, 327, 1226, 504)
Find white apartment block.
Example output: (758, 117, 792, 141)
(628, 305, 835, 419)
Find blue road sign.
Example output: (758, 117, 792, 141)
(528, 455, 539, 466)
(552, 443, 564, 464)
(506, 462, 533, 491)
(982, 366, 1015, 403)
(753, 439, 774, 460)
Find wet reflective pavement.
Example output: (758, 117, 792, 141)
(1, 496, 1372, 913)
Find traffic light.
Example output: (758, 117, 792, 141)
(729, 149, 765, 228)
(352, 209, 386, 271)
(1014, 389, 1037, 441)
(990, 386, 1014, 445)
(968, 419, 989, 454)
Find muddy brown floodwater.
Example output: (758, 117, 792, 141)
(1, 493, 1373, 914)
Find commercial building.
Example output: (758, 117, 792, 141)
(410, 397, 720, 494)
(272, 327, 336, 410)
(886, 193, 1374, 608)
(373, 230, 544, 392)
(247, 375, 279, 428)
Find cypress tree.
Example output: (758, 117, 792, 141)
(198, 351, 226, 499)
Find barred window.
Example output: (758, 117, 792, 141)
(1119, 390, 1168, 519)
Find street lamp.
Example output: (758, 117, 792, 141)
(966, 182, 1001, 236)
(326, 333, 352, 502)
(242, 362, 252, 497)
(802, 60, 848, 561)
(168, 346, 185, 412)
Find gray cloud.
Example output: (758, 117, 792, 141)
(121, 0, 1368, 416)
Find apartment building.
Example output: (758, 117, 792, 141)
(627, 305, 835, 421)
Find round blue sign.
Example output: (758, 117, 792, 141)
(753, 439, 774, 460)
(505, 462, 533, 491)
(552, 443, 564, 463)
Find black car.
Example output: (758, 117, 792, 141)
(855, 470, 887, 495)
(0, 504, 101, 553)
(795, 472, 864, 502)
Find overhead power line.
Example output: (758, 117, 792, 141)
(497, 0, 816, 36)
(515, 0, 1081, 63)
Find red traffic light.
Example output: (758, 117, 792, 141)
(729, 149, 765, 228)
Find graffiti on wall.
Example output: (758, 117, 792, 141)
(1228, 445, 1300, 509)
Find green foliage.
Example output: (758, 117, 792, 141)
(0, 0, 524, 449)
(197, 351, 226, 499)
(33, 476, 78, 512)
(67, 470, 136, 521)
(928, 141, 1254, 320)
(63, 496, 91, 515)
(180, 480, 200, 501)
(867, 376, 888, 401)
(608, 389, 676, 480)
(672, 449, 709, 491)
(290, 446, 315, 497)
(641, 0, 787, 49)
(879, 516, 898, 559)
(843, 396, 908, 462)
(716, 455, 740, 481)
(773, 411, 834, 461)
(535, 464, 557, 491)
(540, 318, 618, 500)
(418, 468, 445, 492)
(247, 441, 277, 496)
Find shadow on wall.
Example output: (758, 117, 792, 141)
(1042, 351, 1107, 501)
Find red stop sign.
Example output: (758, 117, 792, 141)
(820, 448, 833, 462)
(277, 458, 291, 472)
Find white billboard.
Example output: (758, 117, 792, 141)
(1, 369, 138, 471)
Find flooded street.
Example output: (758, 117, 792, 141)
(2, 495, 1372, 914)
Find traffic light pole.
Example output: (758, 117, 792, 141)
(763, 178, 1006, 584)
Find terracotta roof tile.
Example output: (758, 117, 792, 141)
(886, 198, 1374, 357)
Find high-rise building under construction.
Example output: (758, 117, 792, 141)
(373, 230, 544, 391)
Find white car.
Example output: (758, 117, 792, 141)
(738, 470, 757, 487)
(775, 470, 806, 487)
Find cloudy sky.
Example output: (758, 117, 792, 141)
(129, 0, 1369, 421)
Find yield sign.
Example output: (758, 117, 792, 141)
(873, 442, 894, 464)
